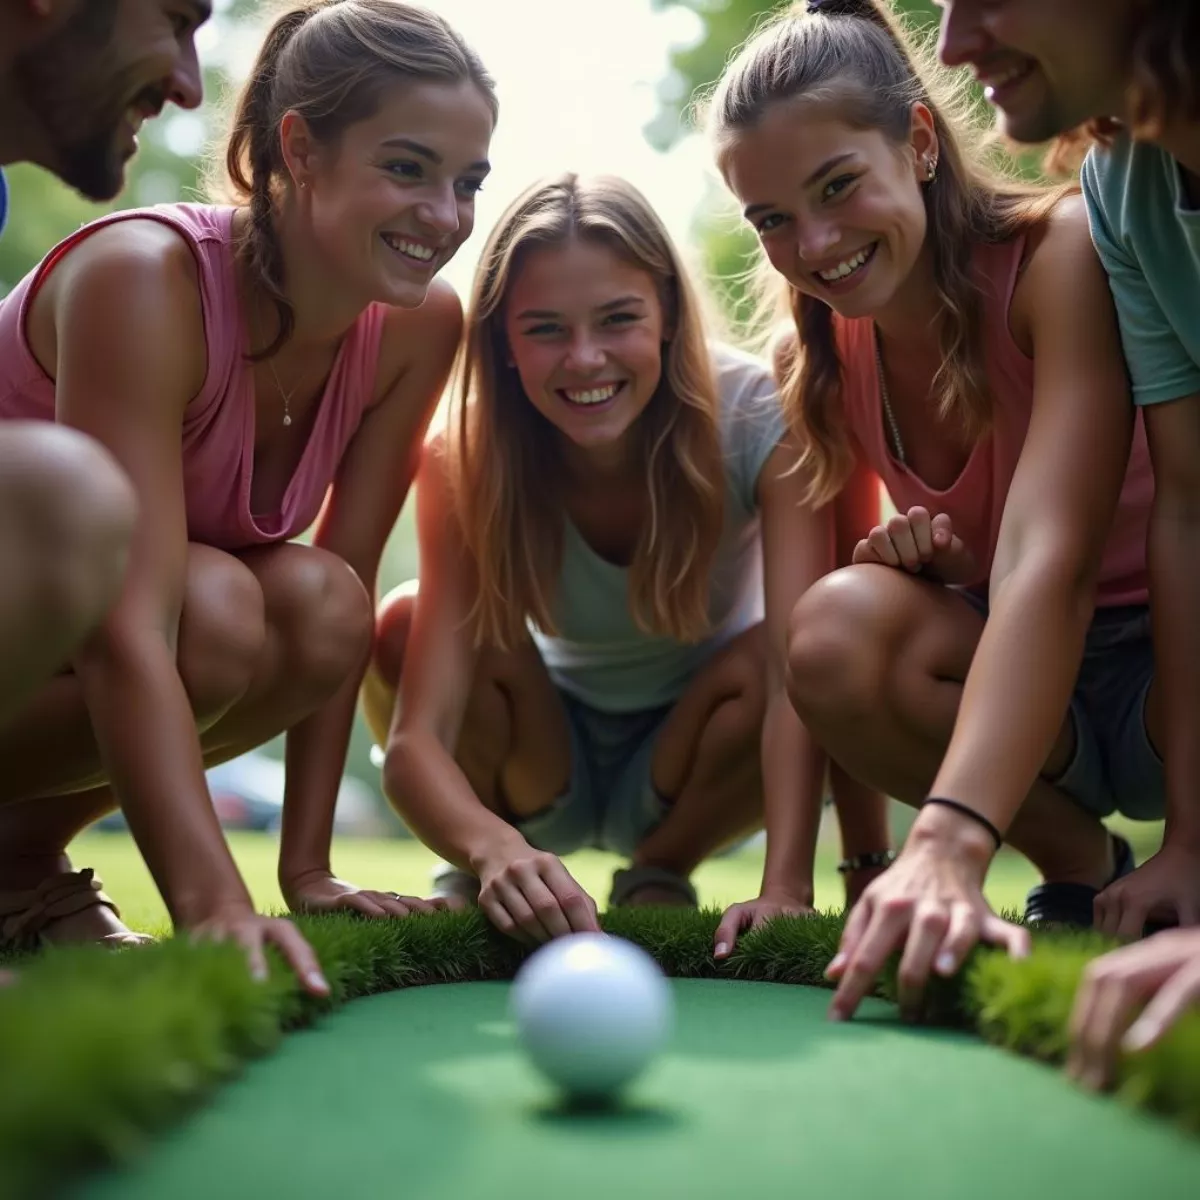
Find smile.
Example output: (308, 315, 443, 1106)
(381, 233, 437, 264)
(815, 242, 878, 285)
(557, 381, 625, 407)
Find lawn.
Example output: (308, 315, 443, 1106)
(68, 812, 1168, 935)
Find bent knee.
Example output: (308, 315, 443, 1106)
(178, 549, 267, 717)
(1, 426, 137, 631)
(786, 566, 912, 722)
(373, 581, 419, 685)
(272, 551, 373, 692)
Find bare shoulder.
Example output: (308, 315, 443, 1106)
(1026, 192, 1096, 272)
(769, 323, 799, 382)
(375, 278, 465, 391)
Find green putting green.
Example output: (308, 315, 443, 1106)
(72, 979, 1200, 1200)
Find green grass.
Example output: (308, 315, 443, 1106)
(2, 905, 1199, 1200)
(69, 812, 1167, 936)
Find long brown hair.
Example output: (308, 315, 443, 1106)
(1047, 0, 1200, 173)
(217, 0, 496, 359)
(706, 0, 1065, 508)
(448, 173, 726, 651)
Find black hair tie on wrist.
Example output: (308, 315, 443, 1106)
(921, 797, 1004, 852)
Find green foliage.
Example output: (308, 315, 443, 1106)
(2, 908, 1199, 1198)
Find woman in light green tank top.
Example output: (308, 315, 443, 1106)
(362, 172, 892, 944)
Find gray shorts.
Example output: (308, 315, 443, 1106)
(959, 590, 1162, 820)
(514, 691, 672, 858)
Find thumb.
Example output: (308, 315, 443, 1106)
(930, 512, 954, 547)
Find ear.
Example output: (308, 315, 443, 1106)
(278, 110, 322, 191)
(908, 102, 940, 183)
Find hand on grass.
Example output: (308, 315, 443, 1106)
(714, 890, 815, 959)
(283, 870, 460, 919)
(1094, 842, 1200, 938)
(825, 834, 1028, 1022)
(477, 845, 600, 943)
(1068, 928, 1200, 1091)
(188, 904, 330, 997)
(852, 508, 977, 586)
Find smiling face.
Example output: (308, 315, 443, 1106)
(936, 0, 1136, 141)
(11, 0, 208, 199)
(719, 96, 936, 321)
(502, 238, 667, 460)
(292, 78, 494, 310)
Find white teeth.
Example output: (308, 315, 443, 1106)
(984, 62, 1033, 92)
(563, 383, 620, 405)
(817, 246, 872, 283)
(383, 234, 435, 262)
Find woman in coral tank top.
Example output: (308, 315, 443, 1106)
(0, 1, 495, 988)
(708, 0, 1159, 1016)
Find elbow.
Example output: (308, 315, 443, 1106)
(380, 729, 424, 815)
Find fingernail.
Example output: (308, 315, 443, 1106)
(715, 942, 729, 958)
(252, 965, 268, 983)
(308, 972, 329, 993)
(826, 953, 846, 976)
(936, 952, 956, 975)
(1123, 1022, 1155, 1053)
(828, 1005, 845, 1022)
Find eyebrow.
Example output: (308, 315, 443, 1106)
(516, 296, 646, 321)
(380, 137, 491, 173)
(742, 152, 858, 219)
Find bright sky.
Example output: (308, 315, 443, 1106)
(182, 0, 732, 300)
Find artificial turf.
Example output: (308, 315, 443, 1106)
(3, 907, 1200, 1199)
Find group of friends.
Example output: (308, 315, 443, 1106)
(0, 0, 1197, 1094)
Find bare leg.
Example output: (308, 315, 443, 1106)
(621, 624, 767, 899)
(786, 564, 1113, 887)
(367, 584, 572, 824)
(0, 424, 134, 727)
(0, 542, 374, 945)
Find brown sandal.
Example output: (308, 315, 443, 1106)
(0, 868, 152, 951)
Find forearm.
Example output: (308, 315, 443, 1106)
(758, 691, 824, 902)
(1149, 510, 1200, 849)
(927, 559, 1093, 835)
(384, 729, 527, 872)
(73, 631, 250, 925)
(278, 666, 364, 887)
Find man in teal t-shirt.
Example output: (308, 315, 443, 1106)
(937, 0, 1200, 1089)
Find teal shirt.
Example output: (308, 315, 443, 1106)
(531, 342, 786, 714)
(1081, 134, 1200, 407)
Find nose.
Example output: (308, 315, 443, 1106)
(563, 333, 606, 374)
(937, 4, 988, 69)
(415, 186, 461, 237)
(167, 39, 204, 110)
(794, 214, 841, 264)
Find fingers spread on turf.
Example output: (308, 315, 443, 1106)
(1115, 891, 1152, 942)
(496, 876, 551, 942)
(827, 895, 873, 981)
(1124, 960, 1200, 1054)
(714, 905, 749, 958)
(481, 891, 523, 941)
(896, 901, 949, 1020)
(521, 872, 574, 940)
(269, 921, 329, 996)
(934, 903, 980, 978)
(830, 904, 908, 1020)
(544, 860, 600, 934)
(1075, 974, 1132, 1091)
(981, 913, 1030, 960)
(342, 892, 389, 919)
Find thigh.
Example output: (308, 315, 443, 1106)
(649, 623, 768, 798)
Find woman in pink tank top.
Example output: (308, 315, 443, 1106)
(707, 0, 1166, 1017)
(0, 1, 495, 988)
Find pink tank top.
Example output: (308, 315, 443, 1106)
(0, 203, 387, 551)
(834, 237, 1154, 607)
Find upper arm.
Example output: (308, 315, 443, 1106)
(316, 280, 463, 586)
(1081, 155, 1200, 408)
(995, 198, 1135, 587)
(757, 438, 835, 676)
(392, 437, 479, 749)
(51, 224, 205, 638)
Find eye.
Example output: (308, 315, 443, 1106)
(822, 174, 858, 201)
(522, 322, 563, 337)
(602, 311, 640, 326)
(455, 177, 486, 198)
(754, 213, 786, 235)
(384, 160, 423, 180)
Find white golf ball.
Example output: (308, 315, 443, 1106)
(510, 933, 673, 1100)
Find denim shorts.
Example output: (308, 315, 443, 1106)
(514, 690, 672, 857)
(959, 590, 1162, 820)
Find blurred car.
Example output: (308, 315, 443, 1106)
(93, 750, 389, 837)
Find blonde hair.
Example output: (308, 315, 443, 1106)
(706, 0, 1066, 508)
(217, 0, 496, 359)
(448, 173, 726, 650)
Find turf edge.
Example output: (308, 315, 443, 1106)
(0, 908, 1196, 1199)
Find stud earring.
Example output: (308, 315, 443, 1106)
(926, 158, 937, 182)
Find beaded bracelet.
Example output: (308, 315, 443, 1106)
(836, 849, 896, 875)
